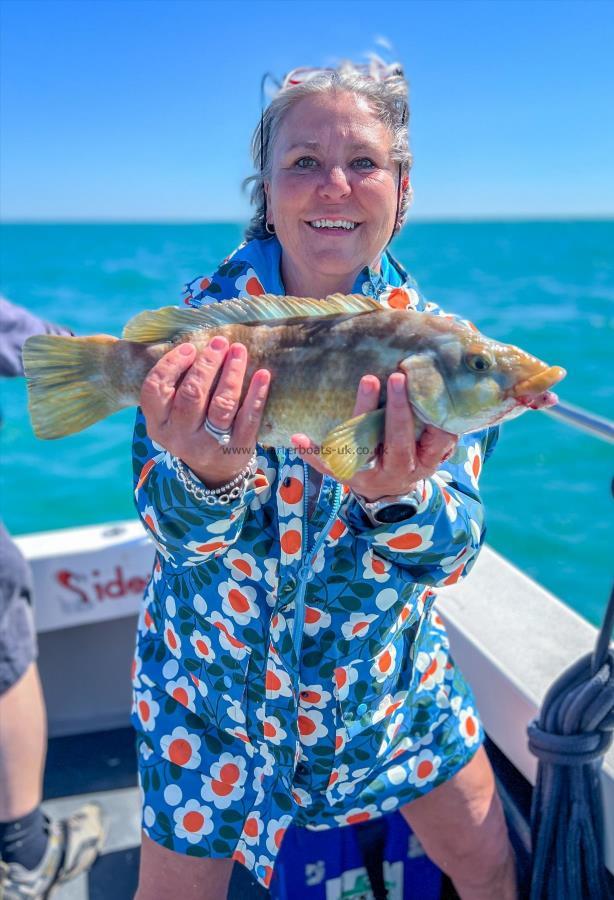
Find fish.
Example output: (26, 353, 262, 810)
(22, 292, 566, 480)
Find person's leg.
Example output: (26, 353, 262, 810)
(0, 663, 104, 895)
(0, 662, 47, 821)
(0, 525, 104, 892)
(400, 745, 517, 900)
(135, 832, 234, 900)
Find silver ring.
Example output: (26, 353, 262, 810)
(203, 417, 233, 446)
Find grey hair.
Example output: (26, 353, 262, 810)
(243, 60, 413, 242)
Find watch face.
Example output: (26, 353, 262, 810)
(374, 502, 418, 524)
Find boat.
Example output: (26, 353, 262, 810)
(13, 400, 614, 898)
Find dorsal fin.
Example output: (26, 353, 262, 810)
(122, 293, 382, 343)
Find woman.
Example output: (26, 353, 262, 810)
(132, 61, 517, 899)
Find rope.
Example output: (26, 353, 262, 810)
(527, 481, 614, 898)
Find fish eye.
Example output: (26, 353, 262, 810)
(465, 351, 494, 373)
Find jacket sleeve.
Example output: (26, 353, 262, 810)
(341, 426, 499, 587)
(132, 409, 270, 568)
(131, 249, 271, 567)
(0, 298, 73, 377)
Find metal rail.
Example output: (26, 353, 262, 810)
(542, 399, 614, 444)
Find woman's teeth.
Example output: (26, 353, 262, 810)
(309, 219, 357, 230)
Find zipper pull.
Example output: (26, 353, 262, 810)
(298, 560, 316, 583)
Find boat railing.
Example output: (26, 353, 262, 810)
(542, 398, 614, 443)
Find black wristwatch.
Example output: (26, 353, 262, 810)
(353, 482, 425, 525)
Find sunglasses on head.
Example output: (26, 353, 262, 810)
(280, 61, 405, 92)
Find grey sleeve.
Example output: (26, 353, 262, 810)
(0, 297, 73, 377)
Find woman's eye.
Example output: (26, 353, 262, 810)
(295, 157, 318, 169)
(352, 157, 376, 169)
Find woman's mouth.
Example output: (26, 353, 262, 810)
(306, 218, 360, 232)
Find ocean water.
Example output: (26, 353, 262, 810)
(1, 221, 612, 627)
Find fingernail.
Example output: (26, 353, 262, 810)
(210, 336, 227, 351)
(390, 375, 405, 394)
(179, 343, 194, 356)
(360, 378, 375, 395)
(230, 344, 244, 359)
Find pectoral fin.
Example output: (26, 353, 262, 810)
(321, 409, 385, 481)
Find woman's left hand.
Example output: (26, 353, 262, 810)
(291, 372, 458, 501)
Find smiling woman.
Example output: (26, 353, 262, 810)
(265, 92, 401, 298)
(130, 58, 518, 900)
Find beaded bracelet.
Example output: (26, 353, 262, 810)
(172, 451, 258, 506)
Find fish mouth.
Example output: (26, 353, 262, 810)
(511, 365, 566, 409)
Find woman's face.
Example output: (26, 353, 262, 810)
(265, 91, 399, 292)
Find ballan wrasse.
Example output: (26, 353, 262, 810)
(22, 293, 566, 480)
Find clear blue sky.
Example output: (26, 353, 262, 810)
(1, 0, 613, 221)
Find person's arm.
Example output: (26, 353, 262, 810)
(132, 255, 272, 567)
(345, 280, 500, 585)
(132, 407, 269, 567)
(341, 426, 499, 587)
(293, 280, 500, 587)
(0, 297, 73, 377)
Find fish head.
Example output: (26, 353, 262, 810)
(398, 321, 566, 435)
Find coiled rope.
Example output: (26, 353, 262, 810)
(527, 565, 614, 898)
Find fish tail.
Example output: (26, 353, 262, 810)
(23, 333, 134, 438)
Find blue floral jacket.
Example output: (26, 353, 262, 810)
(130, 236, 498, 888)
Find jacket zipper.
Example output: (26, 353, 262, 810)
(292, 462, 343, 656)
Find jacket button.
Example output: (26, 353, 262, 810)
(295, 763, 309, 778)
(356, 702, 368, 716)
(223, 675, 232, 688)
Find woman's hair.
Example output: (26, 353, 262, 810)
(243, 58, 413, 242)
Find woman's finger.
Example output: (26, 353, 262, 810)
(231, 368, 272, 452)
(352, 375, 381, 418)
(140, 343, 197, 432)
(382, 372, 416, 474)
(206, 343, 248, 433)
(171, 336, 229, 432)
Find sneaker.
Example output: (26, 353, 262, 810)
(0, 803, 104, 899)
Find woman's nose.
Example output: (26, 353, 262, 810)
(318, 165, 351, 199)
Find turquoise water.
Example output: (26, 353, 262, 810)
(1, 222, 612, 627)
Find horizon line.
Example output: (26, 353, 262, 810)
(1, 213, 613, 226)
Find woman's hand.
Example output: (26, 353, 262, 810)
(291, 372, 457, 501)
(140, 337, 271, 489)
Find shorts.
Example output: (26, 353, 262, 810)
(0, 520, 37, 694)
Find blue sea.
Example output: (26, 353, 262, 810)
(1, 222, 612, 627)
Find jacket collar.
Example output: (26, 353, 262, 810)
(230, 236, 409, 299)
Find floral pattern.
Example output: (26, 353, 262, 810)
(131, 237, 498, 888)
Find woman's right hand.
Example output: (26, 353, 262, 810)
(140, 336, 271, 489)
